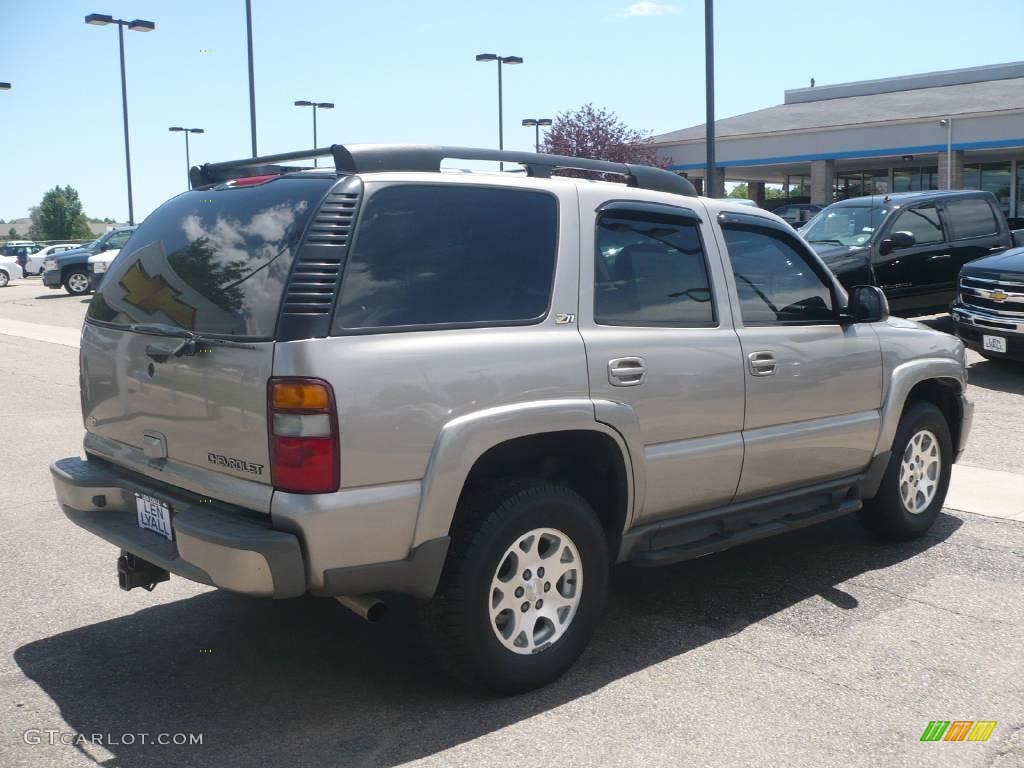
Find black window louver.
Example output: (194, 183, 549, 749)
(280, 185, 361, 322)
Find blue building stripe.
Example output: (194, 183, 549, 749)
(668, 138, 1024, 171)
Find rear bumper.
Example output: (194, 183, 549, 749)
(51, 457, 305, 598)
(51, 455, 450, 600)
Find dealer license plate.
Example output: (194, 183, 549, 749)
(982, 334, 1007, 354)
(136, 493, 173, 541)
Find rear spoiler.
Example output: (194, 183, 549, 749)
(190, 144, 698, 198)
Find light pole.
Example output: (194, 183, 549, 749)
(476, 53, 523, 170)
(294, 101, 334, 167)
(521, 118, 552, 153)
(169, 127, 204, 188)
(85, 13, 155, 225)
(245, 0, 257, 157)
(0, 82, 11, 90)
(704, 0, 716, 197)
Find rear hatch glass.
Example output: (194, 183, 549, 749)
(82, 176, 334, 489)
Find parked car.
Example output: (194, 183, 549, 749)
(952, 246, 1024, 361)
(52, 144, 972, 694)
(1, 241, 42, 276)
(772, 203, 822, 229)
(42, 227, 136, 295)
(801, 190, 1019, 315)
(87, 248, 125, 290)
(717, 197, 759, 207)
(0, 256, 25, 287)
(25, 243, 79, 276)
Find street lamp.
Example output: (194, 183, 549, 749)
(476, 53, 523, 169)
(169, 127, 204, 188)
(245, 0, 257, 157)
(521, 118, 552, 153)
(85, 12, 156, 225)
(0, 82, 11, 90)
(704, 0, 716, 197)
(294, 101, 334, 167)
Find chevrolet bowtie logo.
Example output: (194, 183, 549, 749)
(119, 261, 196, 329)
(989, 290, 1008, 302)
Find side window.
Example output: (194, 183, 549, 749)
(594, 210, 714, 327)
(107, 231, 133, 249)
(722, 225, 835, 325)
(331, 185, 558, 331)
(887, 203, 944, 245)
(945, 198, 999, 240)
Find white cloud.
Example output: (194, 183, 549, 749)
(618, 1, 680, 17)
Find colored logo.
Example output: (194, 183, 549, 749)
(989, 290, 1008, 302)
(920, 721, 997, 742)
(119, 261, 197, 329)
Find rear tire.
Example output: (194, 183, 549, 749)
(0, 270, 8, 288)
(858, 401, 952, 541)
(421, 480, 608, 694)
(63, 269, 90, 296)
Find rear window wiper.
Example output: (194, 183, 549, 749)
(130, 323, 256, 362)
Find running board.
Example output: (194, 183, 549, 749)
(630, 498, 862, 567)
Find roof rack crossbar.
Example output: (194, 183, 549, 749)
(191, 144, 697, 197)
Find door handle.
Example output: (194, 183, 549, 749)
(747, 351, 777, 377)
(928, 254, 952, 261)
(989, 246, 1005, 252)
(608, 357, 647, 386)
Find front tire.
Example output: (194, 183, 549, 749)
(0, 270, 8, 288)
(422, 480, 608, 694)
(63, 269, 91, 296)
(858, 401, 952, 540)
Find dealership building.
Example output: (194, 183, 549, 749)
(653, 61, 1024, 217)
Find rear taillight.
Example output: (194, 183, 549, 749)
(268, 378, 339, 494)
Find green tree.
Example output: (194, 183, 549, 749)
(541, 104, 669, 174)
(728, 183, 749, 199)
(28, 186, 94, 240)
(7, 227, 16, 238)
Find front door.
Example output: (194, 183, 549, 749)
(579, 199, 745, 525)
(719, 218, 884, 500)
(873, 201, 950, 313)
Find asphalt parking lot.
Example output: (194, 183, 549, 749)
(1, 278, 1022, 767)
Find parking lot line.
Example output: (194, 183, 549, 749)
(946, 464, 1024, 521)
(0, 318, 81, 348)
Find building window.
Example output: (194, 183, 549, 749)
(834, 170, 888, 200)
(962, 162, 1012, 214)
(784, 174, 810, 200)
(893, 167, 938, 192)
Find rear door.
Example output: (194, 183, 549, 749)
(719, 215, 883, 500)
(82, 175, 334, 509)
(579, 198, 745, 525)
(944, 196, 1008, 275)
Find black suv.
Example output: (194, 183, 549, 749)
(801, 190, 1013, 315)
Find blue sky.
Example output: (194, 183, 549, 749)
(3, 0, 1024, 222)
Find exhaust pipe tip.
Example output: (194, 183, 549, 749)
(336, 594, 387, 622)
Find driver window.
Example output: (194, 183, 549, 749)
(594, 211, 715, 327)
(723, 225, 835, 325)
(887, 204, 944, 245)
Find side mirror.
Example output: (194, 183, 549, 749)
(879, 230, 915, 256)
(842, 285, 889, 324)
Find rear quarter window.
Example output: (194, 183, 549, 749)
(946, 197, 999, 239)
(87, 177, 333, 338)
(330, 184, 558, 332)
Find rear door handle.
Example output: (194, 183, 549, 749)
(747, 351, 777, 377)
(608, 357, 647, 386)
(989, 246, 1005, 252)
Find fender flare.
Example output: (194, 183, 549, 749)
(411, 399, 637, 547)
(874, 357, 966, 455)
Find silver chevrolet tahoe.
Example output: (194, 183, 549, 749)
(52, 144, 973, 693)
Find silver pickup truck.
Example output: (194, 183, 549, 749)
(52, 144, 972, 693)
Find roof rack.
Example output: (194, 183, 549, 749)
(190, 144, 698, 198)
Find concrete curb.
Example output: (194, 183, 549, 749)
(946, 464, 1024, 521)
(0, 319, 81, 348)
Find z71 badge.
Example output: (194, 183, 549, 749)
(207, 452, 264, 475)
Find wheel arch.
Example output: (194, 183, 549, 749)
(876, 358, 966, 458)
(412, 400, 635, 559)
